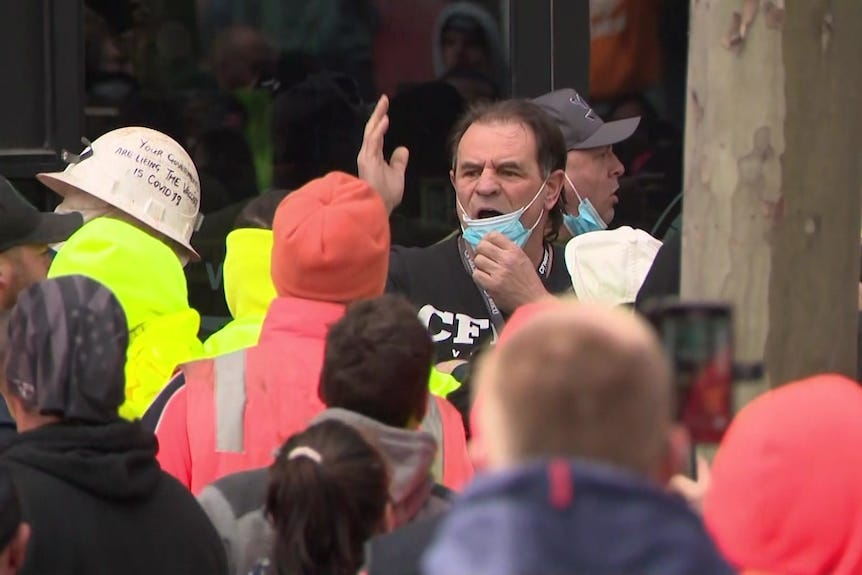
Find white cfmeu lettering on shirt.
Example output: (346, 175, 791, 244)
(418, 305, 493, 347)
(453, 314, 490, 344)
(418, 305, 453, 342)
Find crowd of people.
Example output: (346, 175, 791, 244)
(0, 74, 859, 573)
(0, 2, 857, 574)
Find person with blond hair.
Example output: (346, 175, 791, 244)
(424, 301, 733, 575)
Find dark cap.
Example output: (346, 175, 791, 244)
(533, 88, 640, 151)
(0, 176, 82, 254)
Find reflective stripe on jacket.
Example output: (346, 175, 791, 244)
(166, 298, 339, 494)
(178, 351, 472, 493)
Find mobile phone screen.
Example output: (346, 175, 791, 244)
(648, 302, 734, 445)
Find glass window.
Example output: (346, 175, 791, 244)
(82, 0, 508, 334)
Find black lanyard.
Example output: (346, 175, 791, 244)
(457, 236, 553, 334)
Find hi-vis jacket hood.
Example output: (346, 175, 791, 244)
(49, 217, 203, 420)
(203, 229, 276, 357)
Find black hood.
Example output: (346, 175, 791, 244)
(0, 421, 160, 501)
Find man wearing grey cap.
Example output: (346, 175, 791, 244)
(533, 88, 640, 238)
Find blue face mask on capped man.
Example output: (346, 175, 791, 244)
(562, 173, 608, 237)
(458, 180, 547, 249)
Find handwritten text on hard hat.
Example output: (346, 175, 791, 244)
(112, 138, 200, 210)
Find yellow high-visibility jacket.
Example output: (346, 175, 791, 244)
(203, 229, 276, 357)
(49, 217, 203, 420)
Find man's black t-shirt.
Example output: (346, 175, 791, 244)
(386, 234, 572, 362)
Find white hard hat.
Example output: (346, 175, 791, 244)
(565, 226, 662, 306)
(37, 127, 202, 260)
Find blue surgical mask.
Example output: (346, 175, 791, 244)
(458, 181, 546, 249)
(562, 174, 608, 236)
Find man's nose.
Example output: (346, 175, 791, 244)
(610, 150, 625, 178)
(474, 167, 500, 195)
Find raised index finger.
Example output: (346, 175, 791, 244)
(363, 94, 389, 141)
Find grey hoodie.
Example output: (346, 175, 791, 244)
(197, 408, 452, 575)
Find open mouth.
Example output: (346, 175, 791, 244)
(477, 209, 503, 219)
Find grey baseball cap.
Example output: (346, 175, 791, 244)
(533, 88, 641, 151)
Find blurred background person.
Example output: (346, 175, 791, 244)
(432, 2, 508, 100)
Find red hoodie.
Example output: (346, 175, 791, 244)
(704, 374, 862, 575)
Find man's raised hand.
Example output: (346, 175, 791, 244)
(357, 95, 409, 214)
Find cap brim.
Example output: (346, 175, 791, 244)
(17, 211, 83, 247)
(571, 116, 641, 150)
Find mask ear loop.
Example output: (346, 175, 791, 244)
(456, 197, 470, 221)
(564, 173, 585, 204)
(525, 208, 545, 234)
(522, 179, 549, 231)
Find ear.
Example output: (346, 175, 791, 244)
(8, 523, 29, 570)
(543, 169, 565, 211)
(449, 168, 456, 190)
